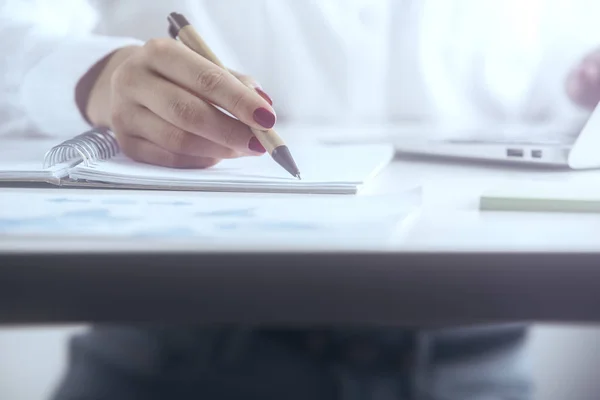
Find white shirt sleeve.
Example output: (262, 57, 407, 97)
(0, 0, 143, 139)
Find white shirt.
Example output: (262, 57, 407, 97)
(0, 0, 598, 140)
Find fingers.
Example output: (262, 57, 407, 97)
(117, 135, 221, 169)
(229, 69, 273, 105)
(141, 38, 277, 130)
(115, 69, 262, 155)
(581, 59, 600, 82)
(112, 105, 249, 159)
(566, 51, 600, 110)
(106, 39, 274, 169)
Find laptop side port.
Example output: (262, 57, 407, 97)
(531, 149, 542, 158)
(506, 148, 524, 157)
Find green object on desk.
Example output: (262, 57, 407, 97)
(480, 182, 600, 213)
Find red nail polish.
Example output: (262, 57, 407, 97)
(255, 87, 273, 105)
(253, 107, 276, 129)
(248, 136, 266, 153)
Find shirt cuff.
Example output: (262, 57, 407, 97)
(20, 35, 144, 139)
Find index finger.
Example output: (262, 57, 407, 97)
(142, 39, 277, 130)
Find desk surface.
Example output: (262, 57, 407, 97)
(3, 130, 600, 325)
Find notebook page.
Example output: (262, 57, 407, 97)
(69, 144, 394, 189)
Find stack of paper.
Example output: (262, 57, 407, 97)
(0, 139, 75, 183)
(67, 144, 394, 194)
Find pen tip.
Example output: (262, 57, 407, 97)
(296, 173, 302, 180)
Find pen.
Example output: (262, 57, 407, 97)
(167, 12, 301, 180)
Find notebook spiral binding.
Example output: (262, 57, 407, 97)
(43, 128, 120, 169)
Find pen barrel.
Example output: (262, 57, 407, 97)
(174, 24, 286, 155)
(169, 12, 300, 178)
(250, 128, 285, 154)
(177, 25, 227, 69)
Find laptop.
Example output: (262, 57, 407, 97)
(325, 104, 600, 170)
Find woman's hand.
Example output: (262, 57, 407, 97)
(83, 39, 276, 168)
(566, 47, 600, 111)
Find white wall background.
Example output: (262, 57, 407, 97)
(1, 324, 600, 400)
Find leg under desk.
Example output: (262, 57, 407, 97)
(49, 325, 532, 400)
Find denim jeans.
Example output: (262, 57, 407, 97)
(50, 325, 532, 400)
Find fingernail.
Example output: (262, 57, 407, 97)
(248, 136, 266, 153)
(255, 87, 273, 105)
(253, 107, 276, 129)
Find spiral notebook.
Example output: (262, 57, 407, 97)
(0, 129, 394, 194)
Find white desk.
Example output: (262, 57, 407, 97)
(2, 128, 600, 325)
(373, 154, 600, 251)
